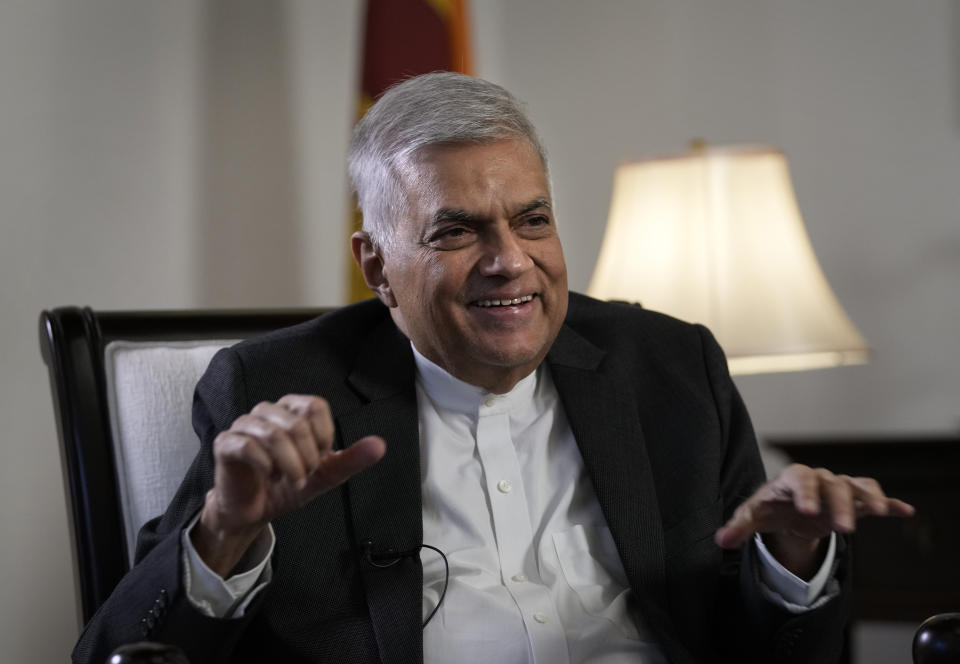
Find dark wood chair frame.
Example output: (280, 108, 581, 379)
(39, 305, 327, 624)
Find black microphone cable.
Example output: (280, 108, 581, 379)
(362, 542, 449, 628)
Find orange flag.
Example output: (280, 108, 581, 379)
(347, 0, 474, 303)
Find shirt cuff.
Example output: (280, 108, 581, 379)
(754, 531, 838, 612)
(181, 513, 275, 618)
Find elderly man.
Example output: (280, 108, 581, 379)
(74, 73, 912, 664)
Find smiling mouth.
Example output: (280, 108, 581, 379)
(473, 293, 536, 308)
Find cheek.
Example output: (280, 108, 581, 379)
(405, 260, 456, 321)
(423, 253, 473, 296)
(388, 251, 435, 295)
(536, 245, 568, 284)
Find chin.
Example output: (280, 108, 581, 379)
(473, 341, 545, 370)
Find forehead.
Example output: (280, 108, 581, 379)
(401, 138, 550, 211)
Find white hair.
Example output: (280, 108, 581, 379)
(348, 72, 548, 251)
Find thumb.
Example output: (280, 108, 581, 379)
(714, 502, 759, 550)
(714, 523, 752, 550)
(303, 435, 386, 497)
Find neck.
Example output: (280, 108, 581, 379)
(440, 357, 541, 394)
(465, 367, 535, 395)
(411, 344, 542, 395)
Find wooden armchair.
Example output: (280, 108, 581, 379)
(39, 305, 326, 624)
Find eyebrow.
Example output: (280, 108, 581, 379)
(431, 198, 552, 226)
(432, 208, 476, 225)
(515, 198, 552, 217)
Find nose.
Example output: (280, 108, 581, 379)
(477, 225, 534, 278)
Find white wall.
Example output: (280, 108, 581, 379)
(1, 1, 956, 662)
(1, 3, 204, 661)
(0, 1, 358, 661)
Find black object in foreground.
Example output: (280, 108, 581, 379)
(914, 613, 960, 664)
(108, 642, 190, 664)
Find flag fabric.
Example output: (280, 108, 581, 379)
(347, 0, 474, 303)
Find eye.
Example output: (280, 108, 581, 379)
(517, 214, 554, 238)
(428, 225, 475, 249)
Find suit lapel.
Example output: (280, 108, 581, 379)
(338, 318, 423, 664)
(547, 325, 668, 609)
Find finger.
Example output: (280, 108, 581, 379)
(715, 476, 801, 549)
(848, 477, 917, 518)
(715, 464, 822, 550)
(276, 394, 324, 417)
(714, 526, 745, 550)
(213, 430, 274, 477)
(715, 500, 761, 549)
(230, 414, 308, 486)
(304, 435, 386, 496)
(848, 476, 890, 515)
(780, 464, 821, 515)
(278, 395, 336, 454)
(716, 499, 836, 550)
(251, 401, 321, 474)
(819, 471, 855, 532)
(885, 497, 916, 517)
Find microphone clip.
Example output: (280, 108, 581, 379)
(361, 539, 418, 568)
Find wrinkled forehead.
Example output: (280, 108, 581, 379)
(397, 138, 550, 203)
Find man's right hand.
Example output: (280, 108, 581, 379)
(191, 394, 386, 577)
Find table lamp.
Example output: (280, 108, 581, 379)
(588, 143, 871, 375)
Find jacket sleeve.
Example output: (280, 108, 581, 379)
(698, 324, 852, 664)
(72, 347, 267, 664)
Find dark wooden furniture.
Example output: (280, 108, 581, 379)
(768, 436, 960, 663)
(39, 306, 327, 624)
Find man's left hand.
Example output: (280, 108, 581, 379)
(715, 464, 915, 578)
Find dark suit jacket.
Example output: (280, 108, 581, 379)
(73, 293, 849, 664)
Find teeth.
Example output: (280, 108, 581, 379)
(476, 294, 534, 308)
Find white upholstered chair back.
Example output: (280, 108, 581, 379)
(103, 340, 238, 564)
(41, 306, 325, 623)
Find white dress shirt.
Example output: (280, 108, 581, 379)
(414, 347, 666, 664)
(182, 345, 836, 662)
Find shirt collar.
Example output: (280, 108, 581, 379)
(411, 343, 539, 415)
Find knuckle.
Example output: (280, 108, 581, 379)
(783, 465, 816, 487)
(251, 401, 273, 415)
(212, 431, 233, 455)
(290, 418, 311, 440)
(231, 413, 252, 429)
(236, 436, 259, 456)
(815, 468, 838, 483)
(265, 427, 287, 447)
(215, 432, 256, 461)
(308, 397, 331, 416)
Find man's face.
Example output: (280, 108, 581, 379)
(376, 138, 568, 393)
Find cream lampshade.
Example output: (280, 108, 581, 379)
(588, 144, 871, 375)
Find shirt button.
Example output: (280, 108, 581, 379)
(496, 479, 512, 494)
(533, 613, 548, 624)
(483, 396, 496, 407)
(511, 573, 527, 583)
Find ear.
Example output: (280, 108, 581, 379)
(351, 231, 397, 307)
